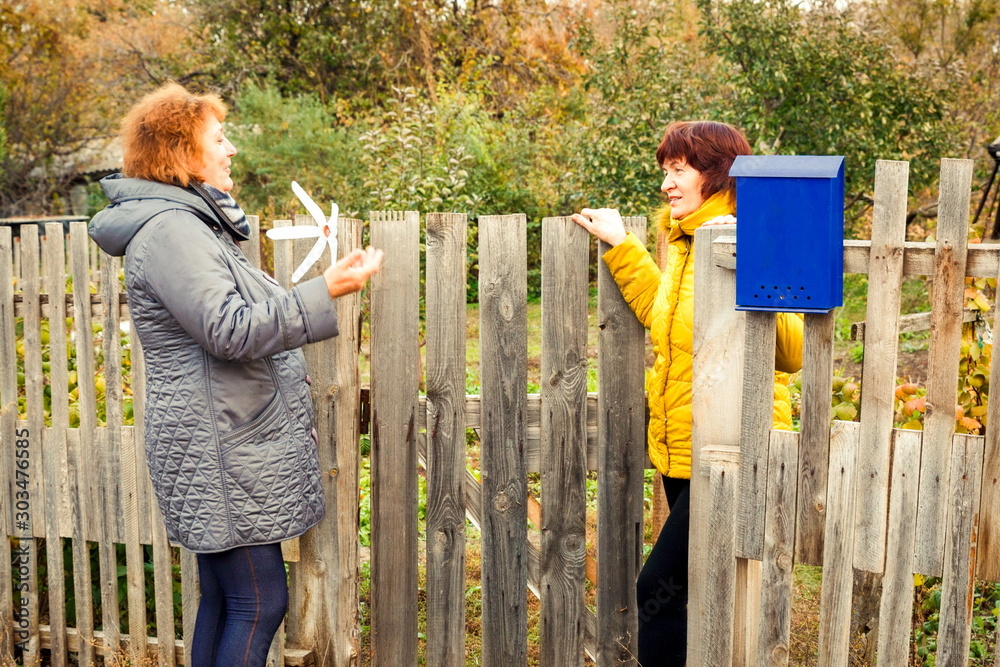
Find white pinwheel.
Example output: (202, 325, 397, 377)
(266, 181, 339, 283)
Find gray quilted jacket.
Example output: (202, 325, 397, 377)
(89, 175, 338, 553)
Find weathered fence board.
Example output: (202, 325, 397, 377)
(0, 226, 15, 655)
(936, 433, 986, 666)
(698, 446, 739, 666)
(915, 159, 976, 576)
(875, 429, 922, 665)
(595, 216, 646, 666)
(853, 160, 909, 574)
(181, 544, 198, 666)
(370, 211, 420, 666)
(691, 223, 745, 662)
(330, 217, 364, 666)
(539, 217, 590, 665)
(19, 225, 42, 663)
(818, 421, 861, 667)
(757, 430, 798, 666)
(98, 251, 123, 652)
(68, 222, 96, 666)
(479, 214, 529, 667)
(425, 212, 468, 667)
(737, 310, 776, 560)
(42, 223, 68, 667)
(270, 218, 296, 667)
(983, 244, 1000, 580)
(795, 311, 836, 565)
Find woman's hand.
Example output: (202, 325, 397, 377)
(571, 208, 628, 246)
(324, 246, 383, 298)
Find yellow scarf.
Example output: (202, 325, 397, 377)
(654, 190, 736, 243)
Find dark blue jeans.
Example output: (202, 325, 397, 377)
(191, 543, 288, 667)
(637, 476, 690, 667)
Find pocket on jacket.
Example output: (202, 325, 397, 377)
(218, 393, 307, 541)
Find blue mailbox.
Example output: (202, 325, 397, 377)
(730, 155, 845, 313)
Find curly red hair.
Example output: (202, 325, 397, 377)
(655, 121, 752, 198)
(120, 82, 227, 187)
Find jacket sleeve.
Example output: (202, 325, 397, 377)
(775, 312, 804, 373)
(134, 213, 338, 362)
(601, 232, 661, 329)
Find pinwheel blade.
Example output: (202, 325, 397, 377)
(291, 181, 329, 228)
(291, 236, 329, 283)
(266, 227, 324, 240)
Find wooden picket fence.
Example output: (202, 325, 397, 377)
(687, 158, 1000, 665)
(3, 157, 1000, 667)
(0, 211, 653, 666)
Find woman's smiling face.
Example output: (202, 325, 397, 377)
(191, 115, 238, 192)
(660, 159, 707, 220)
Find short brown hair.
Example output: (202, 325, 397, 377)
(120, 82, 227, 187)
(655, 121, 752, 198)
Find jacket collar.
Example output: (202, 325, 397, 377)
(658, 190, 736, 242)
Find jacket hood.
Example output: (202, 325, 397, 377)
(88, 174, 219, 256)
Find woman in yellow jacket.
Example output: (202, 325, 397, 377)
(572, 121, 803, 666)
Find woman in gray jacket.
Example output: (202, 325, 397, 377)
(89, 82, 382, 666)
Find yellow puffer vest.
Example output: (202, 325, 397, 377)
(603, 191, 804, 479)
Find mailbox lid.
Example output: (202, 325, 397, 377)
(730, 155, 845, 179)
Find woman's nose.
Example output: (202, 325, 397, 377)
(226, 139, 238, 157)
(661, 174, 672, 192)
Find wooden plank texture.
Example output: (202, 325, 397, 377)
(818, 421, 862, 667)
(369, 211, 420, 666)
(737, 310, 776, 560)
(936, 434, 986, 666)
(181, 548, 199, 667)
(42, 224, 68, 667)
(0, 226, 16, 655)
(915, 158, 975, 576)
(68, 223, 96, 666)
(99, 251, 123, 651)
(691, 222, 745, 663)
(712, 236, 1000, 279)
(539, 217, 589, 666)
(981, 229, 1000, 580)
(330, 217, 363, 666)
(595, 216, 647, 666)
(18, 224, 42, 663)
(853, 160, 909, 573)
(876, 429, 922, 665)
(699, 447, 740, 666)
(478, 214, 529, 667)
(796, 311, 836, 565)
(424, 212, 468, 667)
(757, 430, 798, 667)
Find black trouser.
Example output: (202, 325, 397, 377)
(637, 476, 690, 666)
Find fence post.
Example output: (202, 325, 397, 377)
(690, 223, 744, 665)
(0, 226, 15, 656)
(595, 216, 646, 666)
(479, 214, 529, 667)
(914, 158, 975, 576)
(425, 212, 468, 667)
(369, 211, 421, 667)
(42, 223, 69, 667)
(539, 217, 590, 665)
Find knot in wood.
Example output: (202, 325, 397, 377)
(777, 551, 793, 571)
(499, 293, 514, 321)
(494, 490, 510, 512)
